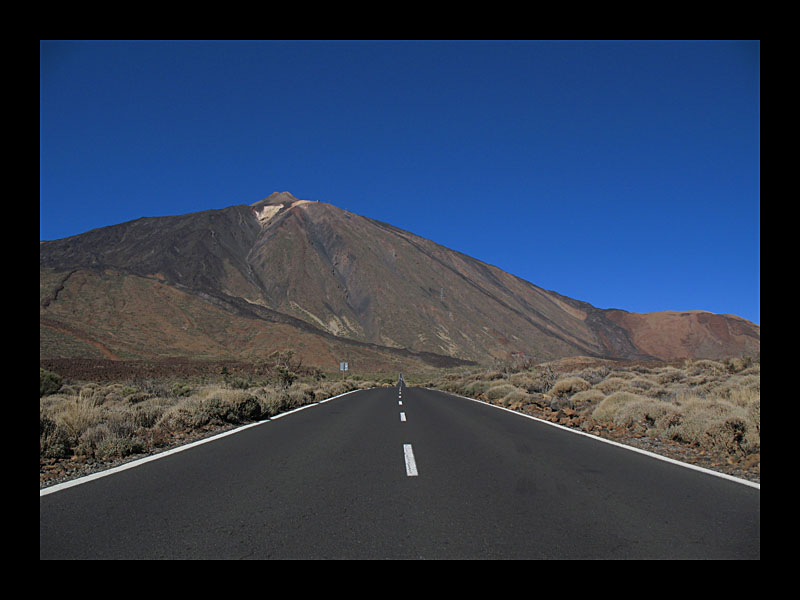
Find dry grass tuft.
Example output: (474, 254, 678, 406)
(549, 377, 590, 398)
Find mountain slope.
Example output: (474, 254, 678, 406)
(40, 192, 760, 366)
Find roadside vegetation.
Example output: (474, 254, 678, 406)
(425, 355, 760, 480)
(40, 351, 761, 486)
(40, 351, 397, 485)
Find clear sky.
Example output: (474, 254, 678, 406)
(40, 40, 760, 324)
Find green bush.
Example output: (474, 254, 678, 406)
(40, 368, 62, 397)
(233, 395, 262, 421)
(171, 382, 193, 397)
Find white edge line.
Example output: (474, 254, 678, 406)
(40, 388, 364, 497)
(269, 402, 318, 419)
(426, 388, 760, 490)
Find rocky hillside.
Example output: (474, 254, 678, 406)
(41, 192, 759, 368)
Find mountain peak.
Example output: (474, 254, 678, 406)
(250, 192, 316, 226)
(251, 191, 300, 207)
(40, 193, 760, 365)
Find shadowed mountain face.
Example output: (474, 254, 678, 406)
(40, 192, 760, 367)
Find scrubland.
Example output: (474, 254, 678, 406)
(425, 355, 760, 482)
(40, 354, 760, 487)
(40, 363, 395, 487)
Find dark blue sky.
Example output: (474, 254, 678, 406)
(40, 40, 760, 324)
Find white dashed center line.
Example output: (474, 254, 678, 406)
(403, 444, 418, 476)
(400, 412, 406, 422)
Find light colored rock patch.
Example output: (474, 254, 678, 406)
(289, 301, 328, 331)
(254, 204, 282, 225)
(325, 316, 347, 336)
(338, 315, 363, 337)
(435, 325, 459, 356)
(546, 292, 587, 321)
(287, 301, 362, 338)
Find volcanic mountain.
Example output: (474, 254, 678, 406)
(40, 192, 760, 371)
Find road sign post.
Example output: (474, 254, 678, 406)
(340, 361, 348, 380)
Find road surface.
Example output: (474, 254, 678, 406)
(40, 385, 760, 559)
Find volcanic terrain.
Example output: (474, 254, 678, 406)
(40, 192, 760, 372)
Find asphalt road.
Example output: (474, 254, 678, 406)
(40, 384, 760, 559)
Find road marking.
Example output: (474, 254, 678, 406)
(403, 444, 418, 476)
(269, 402, 317, 419)
(400, 412, 406, 422)
(398, 400, 403, 405)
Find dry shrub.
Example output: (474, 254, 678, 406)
(40, 411, 71, 458)
(522, 365, 558, 393)
(486, 383, 519, 401)
(570, 389, 605, 412)
(687, 359, 727, 376)
(594, 377, 631, 394)
(702, 417, 752, 456)
(286, 384, 315, 406)
(132, 397, 173, 429)
(509, 372, 536, 389)
(572, 366, 611, 386)
(55, 395, 104, 442)
(716, 379, 760, 406)
(75, 423, 112, 457)
(322, 381, 351, 398)
(656, 367, 683, 384)
(612, 397, 678, 429)
(591, 391, 648, 423)
(724, 357, 750, 373)
(549, 377, 590, 398)
(41, 392, 148, 460)
(151, 383, 319, 430)
(94, 434, 145, 460)
(667, 395, 759, 455)
(155, 398, 202, 432)
(482, 370, 505, 381)
(464, 380, 491, 396)
(612, 370, 637, 380)
(628, 377, 655, 392)
(75, 422, 145, 460)
(501, 389, 530, 408)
